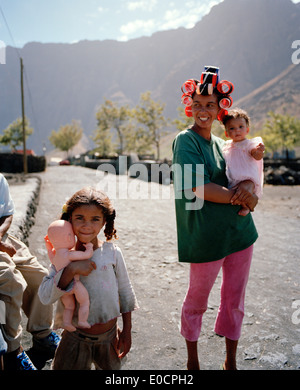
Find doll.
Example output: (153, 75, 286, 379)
(44, 220, 93, 331)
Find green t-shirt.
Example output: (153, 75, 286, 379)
(172, 128, 258, 263)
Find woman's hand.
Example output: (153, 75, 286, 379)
(231, 180, 258, 212)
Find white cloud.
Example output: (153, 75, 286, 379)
(160, 0, 220, 31)
(119, 0, 224, 41)
(120, 19, 156, 36)
(127, 0, 158, 12)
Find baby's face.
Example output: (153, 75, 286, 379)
(225, 117, 249, 142)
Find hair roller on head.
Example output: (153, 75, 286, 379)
(181, 93, 193, 106)
(185, 106, 193, 117)
(196, 83, 214, 96)
(217, 80, 234, 95)
(217, 109, 228, 122)
(200, 72, 218, 88)
(181, 79, 197, 95)
(180, 66, 234, 117)
(219, 96, 233, 110)
(196, 71, 218, 96)
(204, 66, 220, 83)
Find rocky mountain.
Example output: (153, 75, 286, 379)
(0, 0, 299, 154)
(234, 64, 300, 131)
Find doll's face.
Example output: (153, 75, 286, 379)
(48, 222, 76, 249)
(71, 205, 105, 245)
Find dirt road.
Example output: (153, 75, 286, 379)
(18, 166, 300, 370)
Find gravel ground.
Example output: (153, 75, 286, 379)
(7, 166, 300, 371)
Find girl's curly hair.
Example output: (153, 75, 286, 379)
(61, 187, 118, 241)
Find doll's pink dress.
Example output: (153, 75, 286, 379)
(222, 137, 264, 198)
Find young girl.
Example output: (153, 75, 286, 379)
(222, 109, 265, 216)
(38, 187, 138, 370)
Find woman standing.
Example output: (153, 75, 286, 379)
(172, 67, 259, 370)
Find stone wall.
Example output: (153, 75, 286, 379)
(264, 160, 300, 185)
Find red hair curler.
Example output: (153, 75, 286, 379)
(219, 96, 233, 110)
(217, 109, 228, 122)
(200, 72, 218, 87)
(196, 83, 214, 96)
(204, 66, 220, 83)
(181, 79, 197, 95)
(185, 106, 193, 117)
(181, 93, 193, 106)
(217, 80, 234, 95)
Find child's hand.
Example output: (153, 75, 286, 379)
(70, 259, 96, 276)
(251, 143, 265, 160)
(116, 327, 132, 359)
(58, 259, 96, 290)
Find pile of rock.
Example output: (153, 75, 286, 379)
(264, 165, 300, 185)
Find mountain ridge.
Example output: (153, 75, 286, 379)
(234, 63, 300, 129)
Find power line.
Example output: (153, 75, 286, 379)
(0, 3, 43, 152)
(0, 4, 21, 59)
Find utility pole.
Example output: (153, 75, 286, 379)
(20, 57, 27, 174)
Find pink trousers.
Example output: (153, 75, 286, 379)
(181, 245, 253, 342)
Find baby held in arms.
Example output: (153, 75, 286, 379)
(222, 109, 265, 216)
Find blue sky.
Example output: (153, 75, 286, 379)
(0, 0, 299, 48)
(0, 0, 224, 47)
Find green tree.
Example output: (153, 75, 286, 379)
(92, 122, 114, 157)
(134, 91, 168, 160)
(173, 106, 194, 131)
(93, 99, 132, 155)
(0, 117, 33, 151)
(49, 120, 83, 155)
(262, 111, 300, 158)
(120, 120, 151, 155)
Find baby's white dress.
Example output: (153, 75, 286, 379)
(222, 137, 264, 198)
